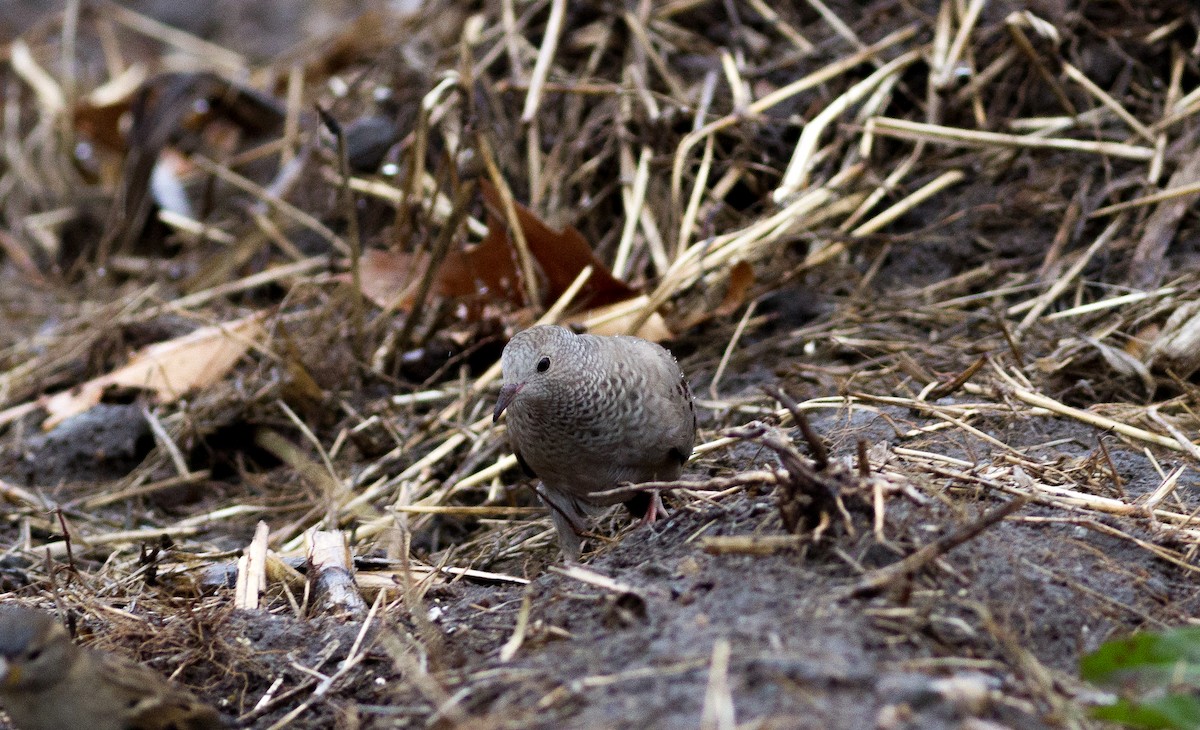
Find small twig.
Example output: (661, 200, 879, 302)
(1147, 406, 1200, 461)
(1005, 20, 1076, 116)
(316, 105, 365, 361)
(520, 0, 566, 123)
(235, 521, 270, 611)
(986, 368, 1183, 452)
(709, 300, 757, 399)
(590, 470, 783, 499)
(498, 589, 533, 662)
(1013, 214, 1125, 337)
(549, 563, 649, 596)
(54, 508, 75, 571)
(477, 133, 540, 307)
(394, 177, 477, 350)
(307, 528, 368, 617)
(848, 496, 1030, 598)
(141, 406, 190, 477)
(763, 385, 828, 469)
(925, 355, 988, 401)
(263, 595, 381, 730)
(701, 535, 804, 555)
(1097, 435, 1124, 497)
(867, 117, 1154, 160)
(700, 638, 735, 730)
(725, 420, 848, 535)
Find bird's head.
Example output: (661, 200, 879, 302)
(0, 606, 73, 691)
(493, 325, 578, 423)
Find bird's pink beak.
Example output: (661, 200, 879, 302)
(493, 382, 524, 423)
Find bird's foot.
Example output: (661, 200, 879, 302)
(639, 492, 669, 526)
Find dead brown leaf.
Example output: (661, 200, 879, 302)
(41, 312, 268, 429)
(712, 260, 755, 318)
(353, 180, 639, 319)
(475, 179, 636, 309)
(681, 260, 755, 330)
(579, 296, 674, 341)
(355, 248, 426, 309)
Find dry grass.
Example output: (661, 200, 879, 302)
(0, 0, 1198, 726)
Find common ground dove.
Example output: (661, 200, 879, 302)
(493, 324, 697, 559)
(0, 605, 226, 730)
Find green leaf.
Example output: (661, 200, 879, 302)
(1091, 695, 1200, 730)
(1082, 628, 1200, 687)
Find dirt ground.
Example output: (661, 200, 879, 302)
(1, 1, 1199, 729)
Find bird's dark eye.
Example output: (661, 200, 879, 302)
(26, 649, 40, 661)
(536, 356, 550, 372)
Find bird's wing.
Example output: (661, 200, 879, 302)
(648, 345, 698, 460)
(514, 448, 537, 478)
(90, 651, 228, 730)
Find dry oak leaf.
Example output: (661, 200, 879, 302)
(355, 180, 636, 314)
(41, 312, 267, 429)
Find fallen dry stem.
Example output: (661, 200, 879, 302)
(849, 496, 1030, 598)
(867, 117, 1156, 160)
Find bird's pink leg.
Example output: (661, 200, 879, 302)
(639, 492, 668, 525)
